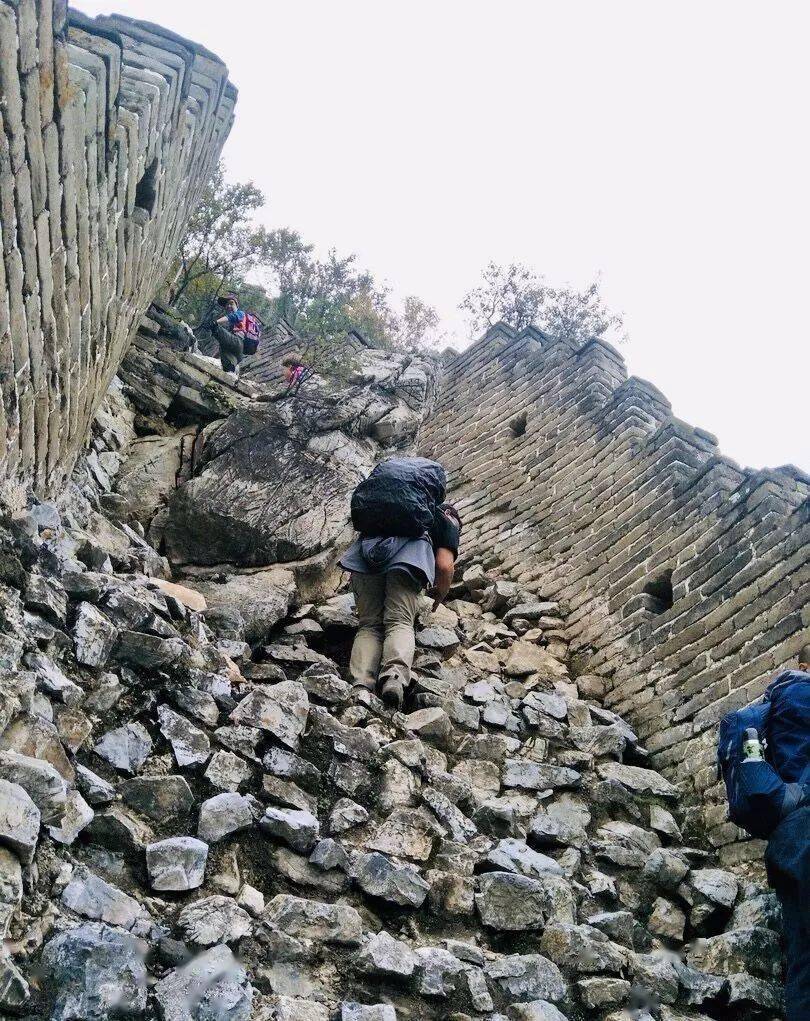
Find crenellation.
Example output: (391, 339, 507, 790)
(420, 319, 808, 848)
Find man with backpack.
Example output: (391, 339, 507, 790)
(212, 294, 262, 374)
(719, 642, 810, 1020)
(340, 457, 461, 710)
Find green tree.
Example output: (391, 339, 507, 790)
(261, 228, 443, 353)
(169, 168, 443, 360)
(459, 262, 625, 347)
(396, 295, 442, 352)
(169, 161, 274, 325)
(263, 231, 383, 343)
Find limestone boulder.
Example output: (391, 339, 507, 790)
(158, 706, 211, 767)
(484, 838, 564, 878)
(0, 780, 40, 864)
(198, 793, 260, 843)
(153, 944, 253, 1021)
(0, 714, 74, 781)
(47, 791, 95, 845)
(41, 923, 147, 1021)
(262, 894, 363, 945)
(355, 931, 417, 977)
(540, 921, 626, 974)
(507, 1002, 568, 1021)
(230, 681, 309, 749)
(146, 837, 208, 891)
(120, 775, 195, 822)
(0, 953, 28, 1013)
(61, 867, 150, 933)
(341, 1005, 396, 1021)
(177, 896, 252, 946)
(354, 851, 431, 908)
(476, 872, 575, 930)
(114, 431, 194, 526)
(504, 642, 568, 679)
(0, 751, 67, 824)
(259, 807, 320, 853)
(94, 723, 152, 774)
(163, 404, 370, 567)
(72, 603, 118, 667)
(484, 953, 566, 1002)
(596, 761, 677, 798)
(686, 927, 781, 979)
(0, 847, 22, 938)
(196, 568, 296, 643)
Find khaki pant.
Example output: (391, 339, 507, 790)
(349, 569, 421, 691)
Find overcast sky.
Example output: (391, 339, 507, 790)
(79, 0, 809, 472)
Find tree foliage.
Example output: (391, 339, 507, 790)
(261, 229, 442, 353)
(169, 162, 274, 325)
(170, 167, 623, 363)
(459, 262, 625, 347)
(398, 296, 442, 353)
(169, 164, 443, 356)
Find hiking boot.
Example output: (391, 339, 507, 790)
(351, 678, 376, 695)
(380, 677, 405, 710)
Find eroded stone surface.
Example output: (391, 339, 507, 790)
(0, 286, 795, 1021)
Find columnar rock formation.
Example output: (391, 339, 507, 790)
(0, 2, 234, 505)
(418, 323, 809, 865)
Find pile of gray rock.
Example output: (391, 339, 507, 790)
(0, 325, 785, 1019)
(0, 491, 785, 1019)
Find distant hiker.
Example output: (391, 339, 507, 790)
(718, 642, 810, 1021)
(282, 352, 308, 391)
(212, 294, 263, 373)
(340, 457, 461, 710)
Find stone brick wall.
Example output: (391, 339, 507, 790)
(419, 323, 810, 866)
(239, 321, 374, 389)
(0, 2, 234, 505)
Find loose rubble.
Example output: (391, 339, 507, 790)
(0, 324, 786, 1020)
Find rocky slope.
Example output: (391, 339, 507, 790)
(0, 326, 786, 1020)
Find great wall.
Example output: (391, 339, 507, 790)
(0, 4, 807, 1020)
(418, 325, 809, 866)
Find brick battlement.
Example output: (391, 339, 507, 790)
(419, 322, 809, 864)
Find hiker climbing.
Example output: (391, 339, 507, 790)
(211, 293, 263, 374)
(281, 352, 309, 392)
(340, 456, 461, 710)
(719, 642, 810, 1020)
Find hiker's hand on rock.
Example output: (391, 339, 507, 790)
(432, 547, 455, 610)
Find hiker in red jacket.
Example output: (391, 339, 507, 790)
(282, 353, 308, 391)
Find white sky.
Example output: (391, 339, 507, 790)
(78, 0, 809, 471)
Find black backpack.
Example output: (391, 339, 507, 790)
(350, 457, 446, 538)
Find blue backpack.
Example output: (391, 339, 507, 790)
(718, 670, 810, 839)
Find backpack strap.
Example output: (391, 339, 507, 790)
(780, 759, 810, 820)
(781, 783, 805, 819)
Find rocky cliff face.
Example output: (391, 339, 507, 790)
(0, 6, 804, 1018)
(0, 3, 234, 506)
(0, 321, 787, 1020)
